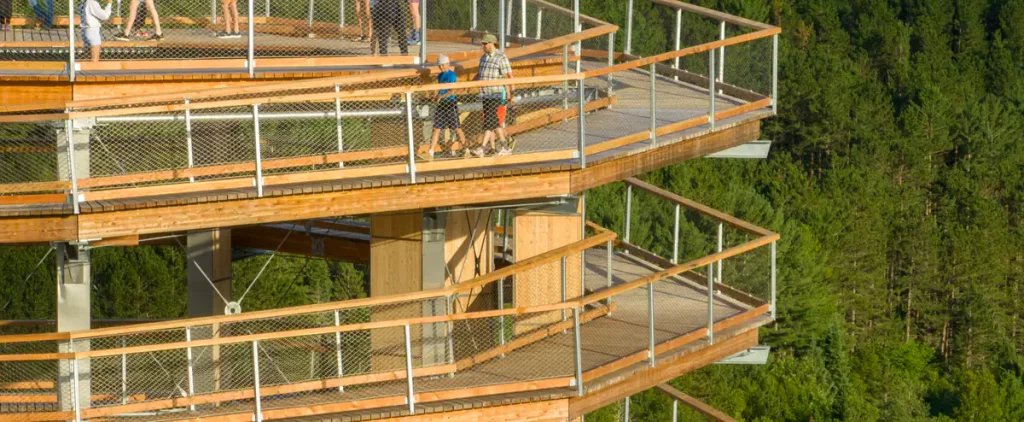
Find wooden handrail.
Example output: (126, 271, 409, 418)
(648, 0, 774, 30)
(623, 178, 776, 237)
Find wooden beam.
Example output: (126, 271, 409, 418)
(655, 384, 737, 422)
(373, 398, 570, 422)
(0, 215, 77, 243)
(623, 178, 775, 237)
(232, 224, 370, 263)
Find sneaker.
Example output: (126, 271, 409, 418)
(507, 136, 516, 150)
(472, 147, 485, 158)
(497, 147, 512, 156)
(148, 33, 163, 41)
(113, 33, 131, 41)
(427, 149, 435, 159)
(407, 30, 420, 45)
(230, 32, 242, 38)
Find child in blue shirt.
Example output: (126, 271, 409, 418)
(428, 55, 468, 159)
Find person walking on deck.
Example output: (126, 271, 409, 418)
(216, 0, 240, 38)
(372, 0, 407, 55)
(114, 0, 162, 40)
(78, 0, 113, 61)
(473, 33, 514, 157)
(427, 54, 468, 159)
(28, 0, 53, 28)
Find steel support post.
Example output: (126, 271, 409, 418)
(716, 223, 723, 284)
(419, 0, 427, 64)
(625, 0, 633, 55)
(708, 51, 716, 131)
(252, 104, 264, 197)
(672, 204, 680, 264)
(718, 21, 726, 87)
(252, 341, 263, 422)
(520, 0, 526, 37)
(772, 34, 778, 114)
(212, 0, 217, 24)
(573, 307, 584, 396)
(672, 400, 678, 421)
(498, 0, 506, 50)
(307, 0, 314, 28)
(535, 8, 542, 39)
(648, 281, 655, 367)
(471, 0, 477, 30)
(337, 0, 343, 26)
(247, 0, 255, 77)
(606, 239, 613, 289)
(624, 185, 632, 245)
(445, 296, 455, 366)
(649, 63, 656, 145)
(578, 79, 586, 168)
(67, 0, 75, 82)
(623, 396, 630, 421)
(64, 119, 80, 215)
(405, 92, 416, 183)
(334, 310, 345, 391)
(185, 327, 196, 411)
(404, 324, 415, 414)
(707, 263, 714, 344)
(72, 357, 82, 422)
(265, 0, 270, 17)
(607, 32, 615, 97)
(771, 240, 777, 319)
(561, 256, 567, 322)
(184, 99, 196, 182)
(573, 0, 581, 74)
(335, 85, 345, 168)
(673, 9, 681, 79)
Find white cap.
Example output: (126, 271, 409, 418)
(437, 54, 450, 66)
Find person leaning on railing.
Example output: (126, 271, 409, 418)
(474, 33, 515, 158)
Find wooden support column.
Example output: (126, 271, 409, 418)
(186, 228, 232, 395)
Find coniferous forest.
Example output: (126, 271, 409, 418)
(3, 0, 1024, 420)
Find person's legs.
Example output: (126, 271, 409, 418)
(430, 128, 441, 154)
(372, 4, 386, 55)
(454, 128, 467, 153)
(392, 2, 407, 54)
(407, 0, 419, 42)
(143, 0, 161, 36)
(122, 0, 140, 36)
(230, 0, 239, 33)
(220, 0, 232, 34)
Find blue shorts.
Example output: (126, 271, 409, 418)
(434, 99, 460, 130)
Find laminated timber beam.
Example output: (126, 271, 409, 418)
(0, 120, 760, 243)
(232, 225, 370, 264)
(655, 384, 737, 422)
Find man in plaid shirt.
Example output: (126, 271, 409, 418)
(473, 33, 515, 157)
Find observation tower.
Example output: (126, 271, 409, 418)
(0, 0, 780, 420)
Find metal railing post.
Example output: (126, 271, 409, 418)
(624, 184, 632, 245)
(578, 79, 586, 168)
(471, 0, 477, 30)
(562, 45, 569, 112)
(72, 357, 82, 422)
(606, 239, 613, 289)
(573, 0, 581, 74)
(252, 104, 264, 197)
(672, 400, 678, 421)
(445, 296, 455, 367)
(623, 396, 630, 421)
(184, 98, 195, 182)
(718, 21, 726, 87)
(648, 281, 655, 367)
(520, 0, 526, 37)
(67, 0, 75, 82)
(212, 0, 218, 24)
(65, 119, 80, 215)
(247, 0, 255, 77)
(185, 327, 196, 411)
(334, 310, 345, 392)
(252, 340, 263, 422)
(419, 0, 427, 64)
(405, 92, 416, 183)
(120, 338, 127, 405)
(573, 307, 583, 396)
(771, 240, 777, 319)
(673, 9, 681, 80)
(535, 8, 542, 39)
(335, 85, 345, 168)
(265, 0, 270, 17)
(649, 63, 656, 145)
(561, 256, 568, 322)
(498, 0, 506, 50)
(337, 0, 342, 25)
(706, 263, 714, 344)
(708, 50, 716, 131)
(625, 0, 633, 55)
(772, 34, 778, 114)
(307, 0, 314, 28)
(672, 204, 679, 264)
(716, 223, 723, 283)
(404, 324, 415, 414)
(607, 32, 615, 98)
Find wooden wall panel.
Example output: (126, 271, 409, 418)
(370, 211, 423, 371)
(512, 210, 582, 335)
